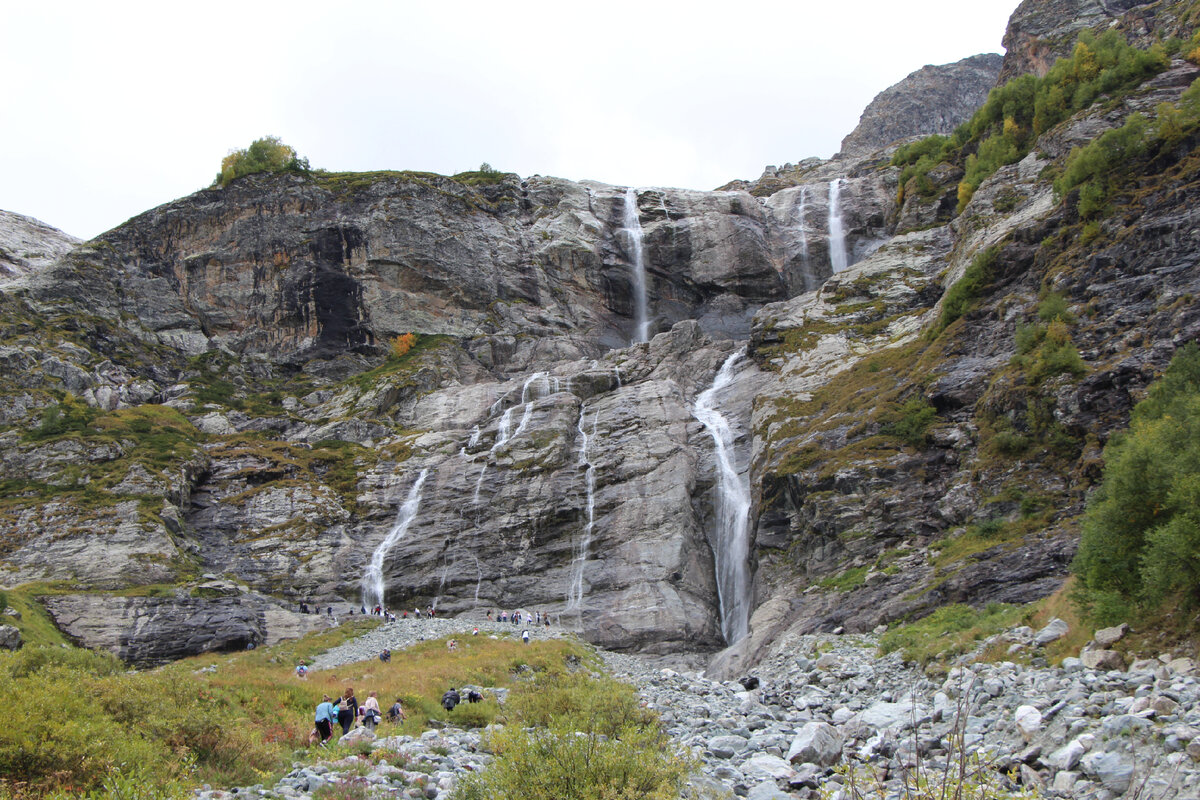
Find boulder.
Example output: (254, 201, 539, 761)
(787, 721, 843, 766)
(1014, 705, 1043, 742)
(1092, 623, 1129, 648)
(1034, 618, 1069, 645)
(1080, 649, 1126, 671)
(1079, 751, 1134, 794)
(0, 625, 21, 650)
(1047, 739, 1086, 771)
(338, 727, 376, 746)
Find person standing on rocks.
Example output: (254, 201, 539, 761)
(338, 687, 358, 736)
(361, 691, 382, 731)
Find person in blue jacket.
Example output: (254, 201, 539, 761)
(314, 695, 340, 746)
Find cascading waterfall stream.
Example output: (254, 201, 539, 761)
(621, 188, 651, 343)
(828, 179, 849, 273)
(361, 469, 430, 610)
(797, 186, 810, 268)
(566, 409, 599, 613)
(692, 350, 752, 644)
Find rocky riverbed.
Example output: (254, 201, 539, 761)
(196, 617, 1200, 800)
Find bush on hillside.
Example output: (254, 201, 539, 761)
(1073, 343, 1200, 623)
(893, 30, 1168, 211)
(215, 136, 310, 187)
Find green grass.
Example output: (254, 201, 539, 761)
(879, 603, 1028, 665)
(0, 620, 599, 797)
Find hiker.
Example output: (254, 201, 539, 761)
(387, 697, 407, 723)
(467, 690, 483, 703)
(295, 663, 308, 680)
(361, 605, 367, 615)
(338, 687, 359, 736)
(300, 602, 309, 614)
(314, 695, 339, 746)
(441, 687, 460, 712)
(379, 648, 391, 663)
(447, 639, 458, 652)
(472, 627, 479, 636)
(522, 629, 530, 644)
(544, 614, 551, 628)
(486, 609, 493, 620)
(362, 691, 382, 731)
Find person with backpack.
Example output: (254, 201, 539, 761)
(338, 687, 359, 736)
(441, 687, 460, 712)
(387, 697, 407, 723)
(361, 691, 382, 731)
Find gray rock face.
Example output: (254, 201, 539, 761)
(0, 209, 79, 283)
(43, 590, 328, 666)
(838, 54, 1003, 158)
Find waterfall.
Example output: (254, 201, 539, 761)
(621, 188, 651, 344)
(797, 186, 810, 268)
(828, 179, 849, 273)
(361, 469, 430, 610)
(692, 350, 752, 644)
(566, 409, 599, 613)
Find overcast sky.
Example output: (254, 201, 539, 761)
(1, 1, 1018, 240)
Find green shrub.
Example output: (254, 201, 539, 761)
(895, 30, 1168, 213)
(215, 136, 310, 187)
(1027, 320, 1087, 384)
(1037, 292, 1074, 323)
(1074, 343, 1200, 622)
(1055, 113, 1150, 217)
(26, 395, 97, 441)
(881, 397, 937, 447)
(934, 246, 998, 335)
(456, 724, 691, 800)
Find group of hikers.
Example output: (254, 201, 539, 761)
(297, 606, 555, 745)
(310, 688, 406, 746)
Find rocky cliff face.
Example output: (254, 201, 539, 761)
(0, 210, 79, 283)
(3, 0, 1199, 670)
(838, 54, 1004, 158)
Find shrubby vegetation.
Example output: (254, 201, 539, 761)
(893, 30, 1169, 211)
(932, 246, 998, 336)
(0, 624, 594, 797)
(456, 671, 693, 800)
(215, 136, 311, 187)
(1055, 76, 1200, 217)
(1074, 343, 1200, 624)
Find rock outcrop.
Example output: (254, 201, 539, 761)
(0, 209, 79, 283)
(838, 54, 1003, 158)
(43, 582, 328, 666)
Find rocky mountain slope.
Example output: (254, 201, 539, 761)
(0, 210, 78, 283)
(838, 54, 1004, 159)
(2, 0, 1199, 672)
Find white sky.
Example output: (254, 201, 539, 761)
(1, 1, 1017, 240)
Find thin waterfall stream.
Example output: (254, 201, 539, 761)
(621, 188, 651, 343)
(828, 178, 849, 273)
(567, 408, 599, 614)
(361, 469, 430, 610)
(692, 350, 752, 644)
